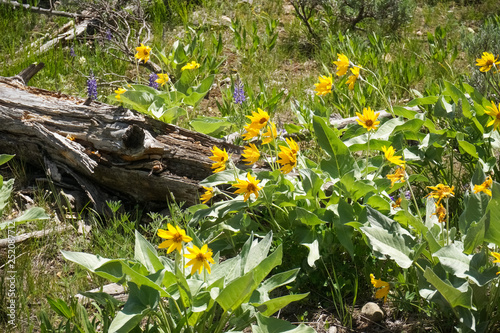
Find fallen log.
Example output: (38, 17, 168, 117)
(0, 65, 243, 213)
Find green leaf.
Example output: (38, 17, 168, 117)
(407, 96, 439, 107)
(61, 251, 124, 283)
(216, 272, 256, 312)
(134, 230, 163, 274)
(0, 178, 14, 213)
(457, 140, 478, 158)
(183, 75, 215, 106)
(120, 91, 155, 114)
(46, 297, 74, 319)
(334, 199, 355, 258)
(0, 154, 15, 166)
(433, 244, 471, 278)
(361, 225, 414, 268)
(258, 269, 300, 295)
(108, 282, 158, 333)
(294, 207, 327, 226)
(463, 218, 485, 255)
(423, 267, 473, 309)
(313, 116, 357, 179)
(485, 181, 500, 247)
(254, 293, 309, 316)
(0, 207, 49, 230)
(242, 232, 273, 274)
(190, 117, 232, 136)
(252, 313, 316, 333)
(189, 199, 248, 226)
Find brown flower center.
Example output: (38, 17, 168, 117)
(259, 117, 267, 124)
(196, 253, 206, 261)
(173, 233, 184, 243)
(247, 183, 257, 192)
(496, 113, 500, 120)
(220, 156, 225, 161)
(365, 120, 373, 127)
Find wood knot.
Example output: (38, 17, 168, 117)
(122, 124, 145, 149)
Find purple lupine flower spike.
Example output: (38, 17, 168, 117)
(106, 29, 112, 41)
(70, 47, 76, 57)
(233, 81, 246, 104)
(87, 71, 98, 100)
(149, 72, 159, 89)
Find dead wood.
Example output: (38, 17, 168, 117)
(0, 69, 243, 213)
(0, 0, 86, 19)
(0, 225, 71, 248)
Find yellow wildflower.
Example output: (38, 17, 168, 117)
(346, 66, 360, 90)
(200, 186, 214, 204)
(484, 101, 500, 131)
(135, 43, 151, 63)
(382, 146, 405, 166)
(314, 75, 333, 96)
(431, 203, 447, 223)
(278, 146, 297, 174)
(158, 223, 193, 254)
(491, 252, 500, 275)
(261, 122, 277, 145)
(181, 61, 200, 71)
(114, 88, 127, 100)
(333, 53, 349, 76)
(242, 127, 260, 141)
(473, 176, 493, 196)
(209, 146, 228, 173)
(286, 137, 300, 155)
(475, 52, 500, 72)
(356, 107, 380, 132)
(246, 108, 270, 130)
(387, 166, 406, 187)
(184, 244, 215, 275)
(392, 197, 402, 209)
(242, 143, 260, 165)
(426, 184, 455, 204)
(155, 73, 169, 86)
(370, 274, 390, 303)
(233, 172, 263, 202)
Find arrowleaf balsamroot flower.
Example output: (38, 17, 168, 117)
(387, 166, 406, 187)
(184, 244, 215, 275)
(392, 197, 402, 209)
(346, 66, 360, 90)
(370, 274, 390, 303)
(261, 122, 277, 145)
(491, 252, 500, 275)
(473, 176, 493, 196)
(314, 75, 333, 96)
(200, 186, 214, 204)
(426, 184, 455, 204)
(333, 53, 349, 76)
(158, 223, 193, 254)
(181, 61, 200, 71)
(475, 52, 500, 72)
(484, 101, 500, 131)
(382, 146, 405, 166)
(242, 127, 260, 141)
(233, 172, 263, 202)
(278, 139, 299, 174)
(356, 107, 380, 132)
(209, 146, 228, 173)
(155, 73, 169, 87)
(114, 88, 126, 100)
(431, 203, 447, 223)
(242, 143, 260, 165)
(135, 43, 151, 63)
(246, 108, 270, 130)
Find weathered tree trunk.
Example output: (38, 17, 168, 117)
(0, 68, 242, 213)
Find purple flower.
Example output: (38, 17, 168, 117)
(389, 195, 395, 201)
(233, 81, 246, 104)
(405, 190, 411, 200)
(87, 71, 97, 100)
(70, 47, 76, 57)
(106, 29, 112, 41)
(149, 72, 159, 89)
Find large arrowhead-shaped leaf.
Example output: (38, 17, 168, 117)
(423, 267, 473, 309)
(252, 313, 316, 333)
(313, 116, 357, 179)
